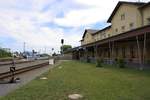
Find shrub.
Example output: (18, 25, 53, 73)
(146, 59, 150, 65)
(96, 59, 103, 67)
(117, 58, 126, 68)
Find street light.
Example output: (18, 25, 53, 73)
(61, 39, 64, 55)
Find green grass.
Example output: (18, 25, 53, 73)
(1, 61, 150, 100)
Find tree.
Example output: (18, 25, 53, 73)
(0, 48, 12, 58)
(52, 52, 57, 56)
(60, 45, 72, 54)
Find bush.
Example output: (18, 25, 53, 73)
(117, 59, 126, 68)
(96, 59, 103, 67)
(146, 60, 150, 65)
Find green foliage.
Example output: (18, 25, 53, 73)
(116, 58, 126, 68)
(146, 59, 150, 64)
(0, 48, 12, 58)
(52, 52, 57, 56)
(40, 53, 50, 57)
(60, 45, 72, 54)
(96, 59, 103, 67)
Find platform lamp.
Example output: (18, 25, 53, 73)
(61, 39, 64, 56)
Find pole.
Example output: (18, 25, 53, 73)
(136, 36, 143, 70)
(78, 48, 80, 60)
(143, 33, 146, 65)
(109, 41, 112, 64)
(112, 41, 115, 63)
(61, 39, 64, 56)
(23, 42, 26, 53)
(95, 45, 98, 60)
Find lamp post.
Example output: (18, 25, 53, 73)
(23, 42, 26, 53)
(61, 39, 64, 56)
(51, 48, 54, 56)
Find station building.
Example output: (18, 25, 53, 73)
(72, 1, 150, 68)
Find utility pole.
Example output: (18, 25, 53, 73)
(61, 39, 64, 56)
(44, 47, 46, 53)
(23, 42, 26, 53)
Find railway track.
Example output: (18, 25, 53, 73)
(0, 60, 35, 66)
(0, 61, 49, 80)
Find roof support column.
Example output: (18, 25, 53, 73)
(78, 49, 80, 60)
(109, 41, 112, 64)
(94, 45, 98, 61)
(143, 33, 147, 64)
(112, 41, 115, 63)
(85, 47, 88, 62)
(136, 35, 143, 70)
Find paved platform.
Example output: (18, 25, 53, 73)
(0, 64, 51, 96)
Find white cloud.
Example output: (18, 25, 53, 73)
(54, 8, 110, 27)
(54, 0, 150, 27)
(0, 0, 149, 53)
(54, 0, 118, 27)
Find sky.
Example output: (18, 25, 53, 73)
(0, 0, 149, 54)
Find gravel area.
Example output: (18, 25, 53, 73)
(0, 64, 51, 96)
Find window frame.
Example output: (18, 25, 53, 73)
(121, 14, 125, 20)
(147, 18, 150, 25)
(129, 23, 134, 29)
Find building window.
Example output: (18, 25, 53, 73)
(147, 18, 150, 25)
(121, 26, 125, 32)
(108, 34, 110, 37)
(129, 23, 134, 29)
(115, 48, 118, 57)
(115, 28, 118, 32)
(122, 47, 126, 58)
(130, 46, 135, 58)
(99, 34, 101, 39)
(101, 33, 106, 38)
(103, 33, 106, 38)
(121, 14, 125, 20)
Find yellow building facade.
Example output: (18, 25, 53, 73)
(72, 1, 150, 68)
(81, 1, 150, 45)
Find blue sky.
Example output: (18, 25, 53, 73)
(0, 0, 149, 54)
